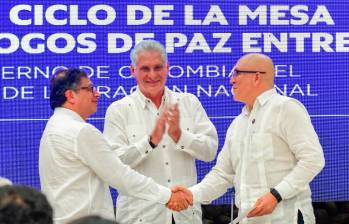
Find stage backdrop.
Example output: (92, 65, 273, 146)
(1, 1, 348, 204)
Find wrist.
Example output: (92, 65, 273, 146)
(170, 129, 181, 143)
(270, 188, 282, 203)
(149, 136, 158, 149)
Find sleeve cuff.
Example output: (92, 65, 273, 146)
(156, 185, 172, 205)
(189, 185, 212, 204)
(274, 180, 295, 200)
(189, 185, 202, 203)
(176, 129, 194, 151)
(135, 136, 154, 156)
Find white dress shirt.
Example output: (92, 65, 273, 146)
(39, 107, 171, 224)
(103, 87, 218, 224)
(190, 88, 325, 224)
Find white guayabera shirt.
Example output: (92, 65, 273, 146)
(104, 87, 218, 224)
(39, 108, 171, 224)
(190, 88, 325, 224)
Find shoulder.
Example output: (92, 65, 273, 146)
(105, 94, 136, 117)
(269, 95, 311, 125)
(277, 95, 308, 114)
(78, 123, 103, 139)
(107, 94, 135, 110)
(42, 116, 91, 148)
(268, 94, 308, 113)
(48, 114, 86, 133)
(223, 116, 240, 143)
(229, 113, 243, 130)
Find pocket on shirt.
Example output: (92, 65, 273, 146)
(250, 133, 274, 160)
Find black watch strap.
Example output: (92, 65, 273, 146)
(149, 137, 157, 149)
(270, 188, 282, 203)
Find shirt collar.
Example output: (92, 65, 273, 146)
(54, 107, 85, 123)
(255, 88, 277, 106)
(241, 88, 277, 116)
(241, 106, 250, 117)
(135, 87, 168, 110)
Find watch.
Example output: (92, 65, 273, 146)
(149, 136, 157, 149)
(270, 188, 282, 203)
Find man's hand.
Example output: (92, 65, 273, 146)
(150, 111, 167, 145)
(167, 104, 181, 143)
(166, 185, 193, 211)
(247, 192, 278, 218)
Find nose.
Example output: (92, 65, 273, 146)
(94, 90, 101, 98)
(148, 69, 158, 79)
(230, 76, 236, 85)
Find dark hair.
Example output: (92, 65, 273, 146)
(50, 68, 88, 110)
(68, 215, 117, 224)
(0, 185, 53, 224)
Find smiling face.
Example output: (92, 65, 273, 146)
(131, 50, 169, 101)
(64, 76, 100, 120)
(74, 77, 100, 119)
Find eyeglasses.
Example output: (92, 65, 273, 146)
(76, 85, 97, 93)
(232, 69, 266, 77)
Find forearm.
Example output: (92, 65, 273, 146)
(274, 143, 325, 199)
(176, 129, 218, 161)
(190, 167, 232, 204)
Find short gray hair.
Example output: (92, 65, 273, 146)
(130, 40, 167, 67)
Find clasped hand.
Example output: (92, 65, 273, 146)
(166, 185, 193, 211)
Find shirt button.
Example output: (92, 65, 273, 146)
(181, 146, 184, 149)
(157, 112, 159, 116)
(145, 150, 148, 154)
(186, 128, 190, 131)
(162, 145, 166, 148)
(132, 134, 136, 137)
(168, 179, 171, 183)
(165, 162, 169, 165)
(252, 119, 255, 124)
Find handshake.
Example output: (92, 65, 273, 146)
(166, 185, 193, 211)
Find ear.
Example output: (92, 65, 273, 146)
(130, 64, 136, 77)
(253, 73, 262, 86)
(64, 90, 76, 104)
